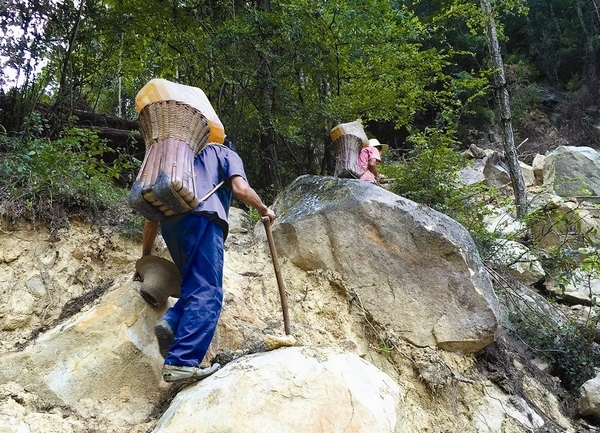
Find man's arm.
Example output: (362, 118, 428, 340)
(133, 219, 158, 281)
(367, 147, 382, 179)
(230, 175, 277, 224)
(141, 219, 158, 256)
(367, 158, 379, 177)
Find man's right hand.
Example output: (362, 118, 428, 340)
(262, 208, 277, 225)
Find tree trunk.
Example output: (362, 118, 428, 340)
(49, 0, 85, 137)
(575, 0, 598, 79)
(256, 0, 282, 191)
(480, 0, 527, 218)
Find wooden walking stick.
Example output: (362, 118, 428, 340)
(261, 216, 291, 335)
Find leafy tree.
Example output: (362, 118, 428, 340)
(0, 0, 59, 135)
(523, 0, 600, 84)
(0, 0, 530, 199)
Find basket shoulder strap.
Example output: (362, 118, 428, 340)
(197, 180, 225, 205)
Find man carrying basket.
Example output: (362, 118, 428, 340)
(130, 79, 276, 383)
(138, 141, 276, 382)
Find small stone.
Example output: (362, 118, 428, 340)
(263, 334, 297, 350)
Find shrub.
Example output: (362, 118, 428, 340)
(379, 128, 504, 254)
(504, 295, 600, 391)
(0, 126, 136, 227)
(498, 206, 600, 393)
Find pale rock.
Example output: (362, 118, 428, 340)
(0, 236, 26, 264)
(458, 166, 485, 185)
(532, 153, 545, 185)
(527, 189, 565, 212)
(458, 153, 533, 187)
(228, 206, 252, 234)
(458, 168, 485, 185)
(546, 269, 600, 305)
(521, 375, 574, 431)
(572, 204, 600, 246)
(458, 158, 486, 185)
(528, 198, 582, 249)
(483, 205, 526, 238)
(488, 239, 545, 286)
(580, 374, 600, 417)
(542, 145, 600, 196)
(40, 249, 58, 267)
(152, 346, 403, 433)
(473, 385, 548, 432)
(520, 161, 535, 187)
(527, 190, 600, 247)
(262, 333, 296, 350)
(531, 357, 551, 373)
(0, 414, 31, 433)
(483, 153, 511, 188)
(513, 359, 524, 370)
(26, 277, 47, 298)
(2, 290, 36, 330)
(0, 265, 14, 285)
(0, 282, 169, 425)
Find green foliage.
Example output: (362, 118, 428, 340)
(538, 247, 580, 294)
(500, 201, 600, 393)
(497, 59, 544, 139)
(382, 129, 464, 210)
(380, 128, 503, 252)
(378, 339, 394, 357)
(524, 195, 596, 256)
(566, 76, 580, 92)
(1, 0, 499, 193)
(247, 207, 261, 223)
(2, 0, 599, 190)
(505, 296, 600, 391)
(0, 127, 132, 224)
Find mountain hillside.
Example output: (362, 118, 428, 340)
(0, 196, 595, 432)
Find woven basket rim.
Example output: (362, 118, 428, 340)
(138, 99, 202, 112)
(137, 100, 211, 156)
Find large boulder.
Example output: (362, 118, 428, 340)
(152, 346, 403, 433)
(0, 282, 168, 425)
(542, 145, 600, 196)
(0, 206, 582, 433)
(270, 175, 500, 353)
(527, 193, 600, 249)
(488, 239, 545, 287)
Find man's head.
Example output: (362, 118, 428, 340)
(367, 138, 389, 154)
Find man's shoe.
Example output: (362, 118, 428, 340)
(154, 319, 174, 359)
(162, 363, 221, 383)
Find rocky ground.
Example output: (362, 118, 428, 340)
(0, 206, 598, 432)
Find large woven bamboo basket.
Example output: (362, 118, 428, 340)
(138, 100, 211, 154)
(127, 100, 213, 220)
(333, 134, 362, 178)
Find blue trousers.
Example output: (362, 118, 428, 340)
(160, 213, 224, 367)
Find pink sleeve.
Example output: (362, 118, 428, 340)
(366, 147, 381, 162)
